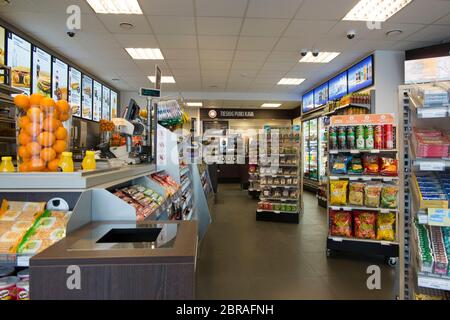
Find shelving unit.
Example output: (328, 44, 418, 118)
(399, 84, 450, 300)
(256, 126, 302, 224)
(326, 114, 400, 265)
(248, 135, 260, 197)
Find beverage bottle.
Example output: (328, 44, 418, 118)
(0, 156, 15, 172)
(82, 150, 97, 170)
(58, 152, 74, 172)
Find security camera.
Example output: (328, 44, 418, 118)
(300, 49, 308, 57)
(67, 31, 76, 38)
(347, 30, 356, 40)
(312, 50, 319, 57)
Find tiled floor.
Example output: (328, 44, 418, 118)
(196, 184, 398, 300)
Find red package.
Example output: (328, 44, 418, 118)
(412, 128, 450, 158)
(329, 210, 352, 237)
(379, 157, 398, 176)
(354, 211, 377, 239)
(363, 154, 379, 175)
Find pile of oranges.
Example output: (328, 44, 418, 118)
(14, 93, 71, 172)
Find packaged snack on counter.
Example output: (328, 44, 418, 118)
(0, 276, 18, 300)
(330, 180, 349, 205)
(16, 280, 29, 300)
(329, 210, 352, 237)
(349, 156, 363, 174)
(376, 212, 396, 241)
(362, 154, 379, 175)
(412, 128, 450, 158)
(348, 182, 365, 206)
(364, 184, 382, 207)
(17, 269, 29, 281)
(331, 155, 351, 174)
(0, 266, 15, 278)
(354, 211, 377, 239)
(430, 226, 448, 276)
(380, 185, 399, 209)
(379, 157, 398, 176)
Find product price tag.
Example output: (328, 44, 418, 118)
(419, 109, 447, 118)
(330, 176, 339, 180)
(370, 149, 380, 154)
(380, 209, 390, 214)
(330, 237, 343, 242)
(349, 176, 358, 181)
(350, 150, 360, 154)
(362, 177, 371, 181)
(329, 150, 338, 154)
(427, 208, 450, 227)
(419, 161, 445, 171)
(383, 177, 393, 182)
(418, 213, 428, 225)
(17, 255, 30, 267)
(380, 241, 392, 246)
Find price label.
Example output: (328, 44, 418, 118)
(331, 237, 343, 242)
(419, 161, 445, 171)
(419, 109, 447, 118)
(17, 255, 30, 267)
(330, 176, 339, 180)
(370, 149, 380, 154)
(418, 214, 428, 225)
(350, 150, 360, 154)
(428, 208, 450, 227)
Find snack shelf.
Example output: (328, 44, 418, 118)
(329, 205, 399, 213)
(417, 272, 450, 291)
(259, 174, 297, 178)
(324, 103, 371, 116)
(256, 211, 299, 224)
(182, 194, 193, 212)
(409, 92, 450, 119)
(257, 209, 299, 214)
(260, 184, 298, 188)
(180, 166, 190, 176)
(328, 235, 398, 246)
(259, 164, 298, 167)
(181, 180, 191, 193)
(329, 175, 399, 181)
(260, 197, 298, 202)
(329, 149, 397, 154)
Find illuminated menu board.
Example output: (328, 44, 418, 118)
(0, 26, 5, 84)
(7, 32, 31, 94)
(69, 66, 81, 117)
(32, 46, 51, 97)
(93, 80, 102, 122)
(328, 71, 347, 101)
(314, 83, 328, 108)
(52, 58, 68, 101)
(82, 74, 93, 120)
(111, 90, 118, 118)
(102, 86, 111, 120)
(348, 55, 373, 93)
(302, 90, 314, 113)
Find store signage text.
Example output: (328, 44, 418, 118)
(208, 109, 255, 119)
(66, 265, 81, 290)
(66, 5, 81, 31)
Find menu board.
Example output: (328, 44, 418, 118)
(93, 80, 102, 122)
(405, 56, 450, 84)
(314, 83, 328, 108)
(32, 46, 51, 97)
(82, 74, 93, 120)
(68, 66, 81, 117)
(328, 71, 347, 101)
(0, 26, 5, 84)
(348, 55, 373, 93)
(111, 90, 118, 118)
(52, 58, 68, 101)
(6, 32, 31, 94)
(302, 90, 314, 113)
(102, 86, 111, 120)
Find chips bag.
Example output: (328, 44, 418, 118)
(330, 210, 352, 237)
(348, 182, 365, 206)
(354, 211, 376, 239)
(349, 156, 363, 174)
(380, 185, 399, 209)
(331, 155, 351, 175)
(380, 157, 398, 176)
(363, 154, 379, 175)
(376, 212, 396, 241)
(330, 180, 349, 205)
(364, 184, 382, 207)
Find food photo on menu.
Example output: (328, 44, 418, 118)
(52, 58, 68, 101)
(7, 33, 31, 94)
(32, 47, 51, 97)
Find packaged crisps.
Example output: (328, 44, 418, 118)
(380, 156, 398, 176)
(331, 155, 351, 174)
(349, 182, 365, 206)
(349, 156, 363, 174)
(376, 212, 396, 241)
(354, 211, 377, 239)
(381, 185, 399, 209)
(330, 180, 349, 205)
(364, 184, 382, 207)
(330, 210, 352, 237)
(363, 154, 379, 175)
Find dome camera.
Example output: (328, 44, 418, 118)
(67, 31, 76, 38)
(347, 30, 356, 40)
(300, 49, 308, 57)
(312, 50, 319, 57)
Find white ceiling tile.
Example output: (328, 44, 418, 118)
(162, 49, 199, 60)
(241, 18, 290, 37)
(389, 41, 440, 51)
(77, 33, 121, 49)
(134, 60, 170, 72)
(149, 16, 196, 35)
(199, 50, 235, 60)
(231, 60, 265, 70)
(348, 39, 398, 52)
(389, 0, 450, 24)
(113, 34, 159, 48)
(257, 69, 288, 78)
(253, 76, 280, 84)
(248, 83, 275, 90)
(167, 60, 200, 69)
(247, 0, 304, 19)
(140, 0, 195, 16)
(295, 0, 356, 21)
(273, 37, 315, 51)
(406, 25, 450, 42)
(236, 37, 278, 50)
(157, 35, 198, 49)
(202, 75, 229, 83)
(201, 60, 233, 70)
(267, 51, 301, 62)
(171, 69, 202, 77)
(198, 36, 238, 50)
(261, 61, 297, 71)
(195, 0, 248, 17)
(284, 20, 336, 37)
(228, 69, 260, 78)
(435, 13, 450, 25)
(227, 76, 254, 85)
(196, 17, 243, 36)
(233, 50, 270, 61)
(9, 0, 94, 14)
(97, 14, 152, 34)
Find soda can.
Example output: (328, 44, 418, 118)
(338, 126, 347, 149)
(383, 124, 394, 149)
(346, 126, 356, 149)
(364, 125, 374, 149)
(329, 126, 338, 150)
(374, 125, 383, 149)
(356, 125, 365, 150)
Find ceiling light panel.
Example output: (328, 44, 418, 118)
(343, 0, 412, 22)
(125, 48, 164, 60)
(186, 102, 203, 107)
(87, 0, 143, 14)
(148, 76, 176, 83)
(277, 78, 305, 85)
(261, 103, 281, 108)
(299, 52, 340, 63)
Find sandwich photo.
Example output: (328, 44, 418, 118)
(37, 72, 51, 95)
(12, 66, 31, 88)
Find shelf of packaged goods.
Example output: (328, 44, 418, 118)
(182, 194, 193, 212)
(0, 254, 32, 267)
(248, 188, 261, 192)
(260, 184, 298, 189)
(409, 93, 450, 119)
(183, 208, 194, 221)
(149, 188, 183, 220)
(259, 174, 297, 178)
(256, 210, 299, 224)
(181, 180, 191, 193)
(329, 149, 397, 154)
(257, 209, 299, 214)
(329, 205, 399, 213)
(180, 166, 190, 176)
(412, 157, 450, 172)
(329, 175, 399, 182)
(327, 236, 398, 246)
(259, 164, 298, 167)
(324, 103, 371, 116)
(260, 197, 298, 202)
(417, 272, 450, 291)
(259, 154, 297, 157)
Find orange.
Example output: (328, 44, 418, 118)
(59, 112, 70, 122)
(18, 161, 30, 172)
(53, 140, 67, 154)
(56, 100, 70, 114)
(28, 157, 45, 171)
(40, 97, 56, 113)
(55, 126, 67, 140)
(29, 93, 44, 107)
(40, 147, 56, 162)
(47, 158, 59, 172)
(26, 142, 41, 156)
(25, 122, 42, 137)
(18, 116, 31, 129)
(42, 117, 59, 132)
(26, 107, 42, 123)
(18, 131, 32, 146)
(14, 94, 30, 111)
(37, 132, 56, 147)
(18, 145, 31, 160)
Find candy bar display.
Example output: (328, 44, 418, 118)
(430, 226, 449, 276)
(257, 202, 298, 213)
(415, 222, 434, 273)
(150, 171, 181, 196)
(412, 128, 450, 158)
(413, 173, 449, 209)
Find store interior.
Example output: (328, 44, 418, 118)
(0, 0, 450, 301)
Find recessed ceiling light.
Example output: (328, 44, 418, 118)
(125, 48, 164, 60)
(277, 78, 305, 85)
(299, 52, 340, 63)
(119, 22, 135, 30)
(148, 76, 176, 83)
(261, 103, 281, 108)
(386, 29, 403, 37)
(186, 102, 203, 107)
(343, 0, 412, 22)
(87, 0, 143, 14)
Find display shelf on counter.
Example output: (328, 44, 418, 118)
(256, 211, 299, 223)
(329, 149, 397, 154)
(259, 174, 296, 178)
(260, 197, 298, 202)
(181, 180, 191, 193)
(329, 175, 399, 181)
(329, 205, 399, 213)
(409, 92, 450, 119)
(327, 236, 399, 257)
(260, 184, 298, 189)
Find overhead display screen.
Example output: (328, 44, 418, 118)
(82, 74, 93, 120)
(302, 90, 314, 113)
(348, 55, 373, 93)
(52, 57, 68, 101)
(69, 66, 81, 117)
(102, 86, 111, 120)
(314, 82, 328, 108)
(111, 90, 118, 118)
(32, 46, 52, 97)
(7, 32, 31, 94)
(93, 80, 102, 122)
(328, 71, 348, 101)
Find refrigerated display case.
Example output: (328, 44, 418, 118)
(303, 118, 320, 190)
(318, 116, 329, 180)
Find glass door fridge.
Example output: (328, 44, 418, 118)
(318, 116, 328, 181)
(308, 118, 318, 181)
(303, 120, 310, 179)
